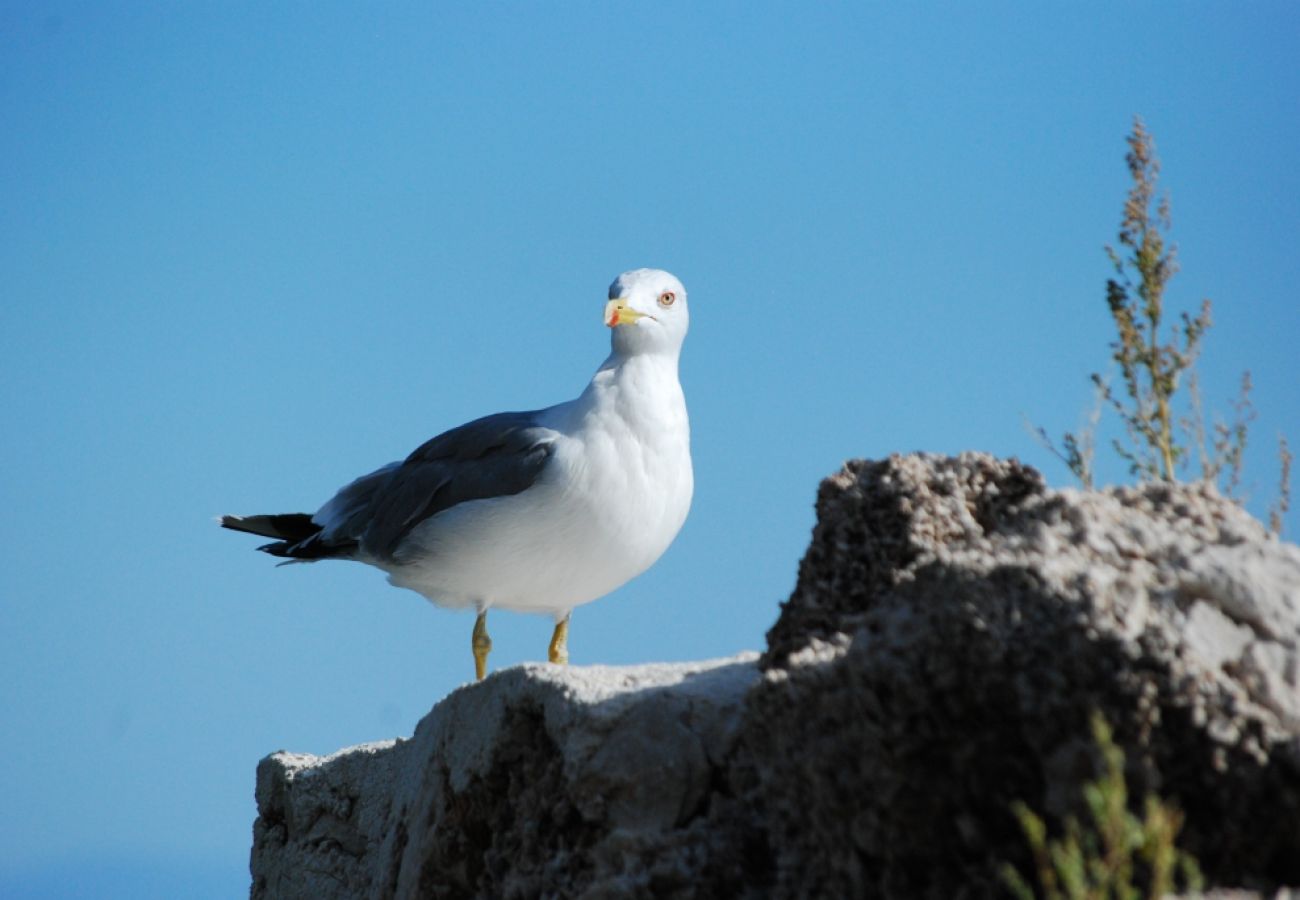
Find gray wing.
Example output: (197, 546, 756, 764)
(355, 410, 559, 562)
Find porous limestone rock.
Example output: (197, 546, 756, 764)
(251, 657, 760, 899)
(745, 453, 1300, 897)
(251, 453, 1300, 899)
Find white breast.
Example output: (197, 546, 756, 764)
(383, 353, 692, 619)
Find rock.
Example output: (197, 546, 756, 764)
(250, 453, 1300, 898)
(744, 453, 1300, 897)
(251, 657, 760, 899)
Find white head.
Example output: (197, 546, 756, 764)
(604, 268, 689, 358)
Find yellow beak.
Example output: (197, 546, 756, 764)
(604, 297, 646, 328)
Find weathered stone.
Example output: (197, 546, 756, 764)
(252, 658, 759, 899)
(744, 453, 1300, 897)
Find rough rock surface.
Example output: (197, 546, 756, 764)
(252, 657, 760, 899)
(251, 453, 1300, 898)
(745, 453, 1300, 897)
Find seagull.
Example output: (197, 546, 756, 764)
(221, 268, 693, 681)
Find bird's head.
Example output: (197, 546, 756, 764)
(604, 268, 689, 357)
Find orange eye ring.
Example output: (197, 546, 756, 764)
(657, 291, 676, 307)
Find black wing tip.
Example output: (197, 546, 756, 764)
(258, 535, 358, 561)
(255, 538, 290, 555)
(219, 513, 318, 540)
(220, 514, 270, 537)
(222, 512, 357, 560)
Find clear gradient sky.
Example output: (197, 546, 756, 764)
(2, 3, 1298, 897)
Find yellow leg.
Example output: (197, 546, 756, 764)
(472, 611, 492, 681)
(548, 614, 570, 666)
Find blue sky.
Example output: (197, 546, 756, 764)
(2, 3, 1297, 896)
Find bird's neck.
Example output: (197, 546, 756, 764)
(597, 347, 680, 381)
(594, 349, 682, 397)
(578, 349, 686, 429)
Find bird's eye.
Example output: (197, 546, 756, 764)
(657, 291, 676, 307)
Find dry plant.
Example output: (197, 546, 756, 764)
(1270, 436, 1293, 536)
(1031, 382, 1103, 490)
(1041, 117, 1290, 534)
(1092, 118, 1210, 483)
